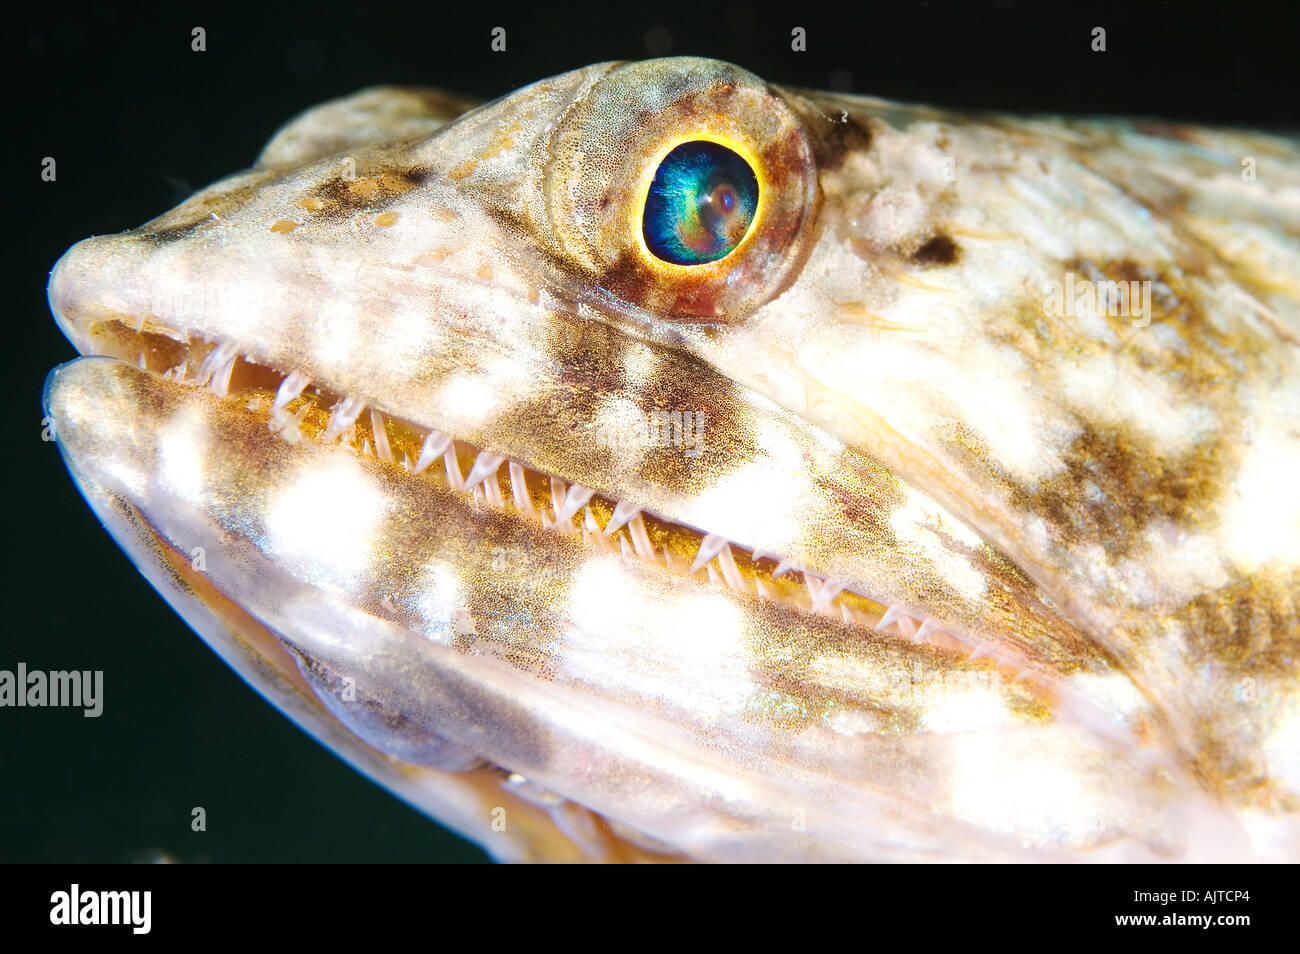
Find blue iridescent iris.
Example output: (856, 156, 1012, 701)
(642, 141, 759, 265)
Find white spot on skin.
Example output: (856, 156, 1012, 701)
(945, 730, 1097, 845)
(813, 323, 1071, 485)
(414, 561, 465, 644)
(158, 406, 208, 504)
(680, 426, 814, 556)
(1112, 523, 1228, 607)
(1223, 422, 1300, 571)
(429, 348, 534, 436)
(1057, 353, 1215, 454)
(920, 683, 1009, 732)
(433, 374, 501, 434)
(563, 556, 752, 719)
(263, 457, 388, 591)
(309, 299, 363, 371)
(620, 342, 661, 388)
(589, 394, 651, 458)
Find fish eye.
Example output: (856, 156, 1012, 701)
(642, 141, 760, 266)
(542, 57, 820, 323)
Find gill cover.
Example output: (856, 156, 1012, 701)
(542, 57, 820, 321)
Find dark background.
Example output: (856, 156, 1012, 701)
(5, 0, 1296, 862)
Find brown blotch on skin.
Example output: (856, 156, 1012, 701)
(912, 233, 960, 266)
(1180, 573, 1300, 669)
(302, 166, 430, 219)
(486, 319, 633, 479)
(550, 320, 628, 400)
(598, 250, 657, 312)
(632, 353, 758, 490)
(1174, 573, 1300, 801)
(135, 174, 279, 245)
(1009, 422, 1231, 560)
(139, 218, 208, 245)
(1132, 120, 1201, 145)
(795, 104, 873, 172)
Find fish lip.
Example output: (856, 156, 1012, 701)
(47, 239, 87, 353)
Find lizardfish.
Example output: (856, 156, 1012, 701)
(44, 58, 1300, 862)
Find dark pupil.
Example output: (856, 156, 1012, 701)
(643, 141, 759, 265)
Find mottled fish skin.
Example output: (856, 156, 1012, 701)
(43, 58, 1300, 861)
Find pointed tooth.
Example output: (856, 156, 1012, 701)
(413, 430, 452, 475)
(549, 478, 567, 518)
(603, 499, 641, 536)
(207, 351, 236, 397)
(464, 451, 504, 491)
(706, 564, 723, 587)
(804, 574, 823, 605)
(592, 529, 616, 554)
(555, 483, 595, 524)
(619, 536, 634, 558)
(812, 579, 846, 612)
(444, 446, 465, 490)
(877, 606, 903, 632)
(715, 541, 748, 593)
(196, 341, 237, 386)
(323, 395, 365, 442)
(772, 559, 795, 578)
(507, 461, 536, 515)
(137, 352, 147, 370)
(482, 471, 505, 507)
(273, 371, 310, 412)
(369, 409, 394, 462)
(913, 620, 937, 644)
(755, 579, 770, 600)
(627, 514, 655, 559)
(690, 533, 728, 573)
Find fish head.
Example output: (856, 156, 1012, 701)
(44, 57, 1300, 861)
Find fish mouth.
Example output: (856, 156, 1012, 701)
(56, 306, 1049, 678)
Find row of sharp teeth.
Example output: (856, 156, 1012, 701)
(154, 338, 1048, 682)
